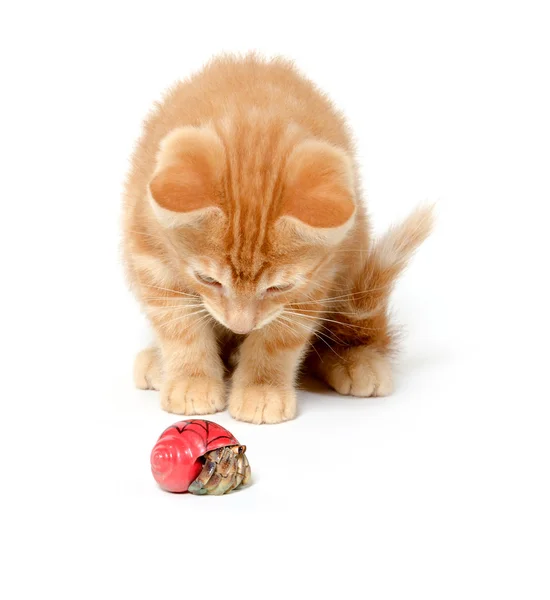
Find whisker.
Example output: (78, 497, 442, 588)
(143, 296, 200, 301)
(312, 321, 347, 345)
(307, 342, 324, 363)
(126, 229, 164, 241)
(279, 315, 343, 359)
(283, 310, 379, 332)
(275, 316, 323, 362)
(144, 299, 203, 306)
(273, 314, 308, 339)
(288, 286, 391, 306)
(277, 314, 317, 341)
(280, 307, 347, 344)
(307, 324, 346, 348)
(159, 309, 208, 329)
(147, 304, 205, 312)
(279, 314, 345, 355)
(184, 311, 213, 336)
(145, 284, 198, 298)
(334, 249, 370, 253)
(286, 308, 366, 316)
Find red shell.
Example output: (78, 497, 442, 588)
(150, 420, 240, 493)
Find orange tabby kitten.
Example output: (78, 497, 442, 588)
(123, 54, 432, 424)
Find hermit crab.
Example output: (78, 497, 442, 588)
(150, 419, 251, 495)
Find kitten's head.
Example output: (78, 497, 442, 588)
(148, 124, 356, 334)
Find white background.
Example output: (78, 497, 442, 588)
(1, 1, 549, 598)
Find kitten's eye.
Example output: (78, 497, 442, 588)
(266, 283, 294, 294)
(195, 272, 222, 287)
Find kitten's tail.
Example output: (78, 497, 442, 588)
(343, 205, 434, 351)
(367, 204, 434, 289)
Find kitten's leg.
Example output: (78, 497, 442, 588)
(152, 315, 226, 415)
(306, 290, 394, 397)
(228, 323, 313, 424)
(134, 346, 162, 391)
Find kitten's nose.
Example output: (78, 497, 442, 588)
(226, 306, 255, 334)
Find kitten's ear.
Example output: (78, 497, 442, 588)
(279, 140, 356, 244)
(148, 126, 225, 227)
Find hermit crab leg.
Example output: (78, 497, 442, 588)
(229, 446, 249, 492)
(207, 447, 239, 495)
(236, 448, 251, 486)
(225, 445, 250, 493)
(188, 448, 223, 495)
(226, 471, 240, 494)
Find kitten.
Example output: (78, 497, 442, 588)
(123, 54, 432, 424)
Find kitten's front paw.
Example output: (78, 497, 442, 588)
(229, 385, 297, 424)
(161, 376, 226, 415)
(321, 346, 393, 397)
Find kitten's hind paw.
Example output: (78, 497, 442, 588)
(311, 346, 393, 397)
